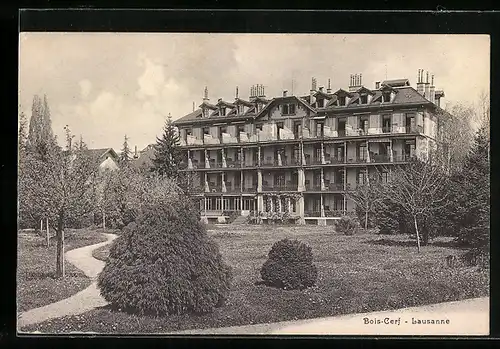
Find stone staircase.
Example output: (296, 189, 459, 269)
(231, 215, 248, 225)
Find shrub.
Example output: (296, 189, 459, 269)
(260, 239, 318, 290)
(97, 184, 232, 316)
(335, 215, 361, 236)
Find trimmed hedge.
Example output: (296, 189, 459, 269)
(335, 215, 361, 235)
(97, 193, 232, 316)
(260, 239, 318, 290)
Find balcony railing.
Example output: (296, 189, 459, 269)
(324, 210, 345, 217)
(338, 130, 346, 137)
(225, 186, 242, 193)
(382, 126, 392, 133)
(305, 157, 323, 165)
(305, 183, 322, 191)
(262, 184, 298, 192)
(242, 186, 258, 193)
(304, 211, 322, 217)
(324, 156, 345, 164)
(406, 125, 423, 133)
(225, 160, 241, 168)
(346, 156, 367, 164)
(371, 154, 391, 163)
(326, 182, 344, 191)
(260, 158, 278, 167)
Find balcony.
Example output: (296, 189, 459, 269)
(324, 156, 345, 164)
(225, 185, 242, 193)
(337, 130, 346, 137)
(346, 156, 367, 164)
(261, 158, 278, 167)
(305, 183, 322, 191)
(262, 184, 298, 192)
(371, 154, 391, 163)
(324, 210, 344, 217)
(225, 160, 241, 168)
(304, 156, 323, 165)
(326, 182, 344, 191)
(393, 154, 416, 162)
(382, 126, 392, 133)
(304, 211, 322, 217)
(242, 185, 258, 193)
(207, 159, 223, 168)
(406, 125, 423, 133)
(241, 161, 258, 168)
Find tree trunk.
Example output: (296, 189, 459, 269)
(365, 210, 369, 230)
(102, 209, 106, 230)
(46, 218, 50, 248)
(413, 215, 421, 253)
(55, 214, 65, 278)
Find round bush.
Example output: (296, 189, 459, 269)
(335, 215, 361, 235)
(97, 196, 232, 316)
(260, 239, 318, 290)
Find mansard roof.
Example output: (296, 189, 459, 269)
(234, 98, 254, 107)
(355, 86, 375, 95)
(198, 100, 217, 109)
(254, 95, 316, 120)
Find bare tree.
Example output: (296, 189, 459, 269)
(345, 180, 384, 230)
(376, 158, 450, 252)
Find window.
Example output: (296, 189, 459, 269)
(293, 121, 302, 138)
(357, 169, 366, 185)
(316, 121, 324, 137)
(317, 99, 324, 108)
(382, 92, 391, 103)
(274, 174, 285, 187)
(237, 124, 245, 134)
(276, 122, 284, 140)
(293, 146, 301, 163)
(203, 127, 210, 135)
(282, 103, 296, 115)
(220, 107, 226, 116)
(338, 118, 346, 136)
(382, 115, 392, 133)
(360, 94, 368, 104)
(338, 96, 346, 106)
(359, 143, 367, 160)
(255, 123, 263, 131)
(220, 126, 227, 135)
(360, 118, 369, 132)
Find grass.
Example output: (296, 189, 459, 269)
(17, 228, 109, 313)
(21, 225, 489, 334)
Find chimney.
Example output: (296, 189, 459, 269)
(416, 69, 425, 96)
(283, 90, 288, 97)
(319, 86, 324, 93)
(250, 85, 257, 101)
(359, 73, 363, 86)
(424, 71, 431, 99)
(235, 86, 239, 100)
(203, 86, 209, 101)
(310, 77, 316, 105)
(349, 73, 361, 92)
(375, 81, 380, 89)
(327, 78, 332, 94)
(429, 74, 436, 104)
(134, 145, 138, 159)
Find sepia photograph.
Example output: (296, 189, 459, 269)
(17, 32, 490, 336)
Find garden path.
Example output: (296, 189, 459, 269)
(17, 233, 117, 329)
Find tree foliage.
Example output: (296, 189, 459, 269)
(151, 115, 182, 178)
(119, 134, 132, 164)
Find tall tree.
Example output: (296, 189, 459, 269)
(448, 125, 490, 250)
(120, 134, 132, 164)
(152, 114, 182, 178)
(19, 126, 98, 277)
(376, 158, 450, 252)
(27, 94, 56, 161)
(18, 111, 28, 152)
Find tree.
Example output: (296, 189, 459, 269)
(27, 94, 56, 161)
(18, 111, 28, 153)
(448, 125, 490, 250)
(151, 114, 182, 178)
(346, 180, 384, 230)
(119, 134, 132, 164)
(19, 125, 98, 277)
(376, 158, 450, 252)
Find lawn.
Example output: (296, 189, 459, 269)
(17, 228, 109, 313)
(21, 225, 489, 334)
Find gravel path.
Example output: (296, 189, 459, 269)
(17, 233, 117, 329)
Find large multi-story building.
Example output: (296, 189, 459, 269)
(173, 70, 446, 224)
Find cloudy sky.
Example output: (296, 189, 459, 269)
(19, 33, 489, 152)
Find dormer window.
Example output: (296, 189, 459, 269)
(203, 127, 210, 135)
(338, 96, 346, 106)
(317, 99, 324, 108)
(360, 95, 368, 104)
(255, 123, 263, 132)
(382, 92, 391, 103)
(220, 107, 226, 116)
(282, 103, 296, 115)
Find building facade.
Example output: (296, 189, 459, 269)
(173, 70, 445, 224)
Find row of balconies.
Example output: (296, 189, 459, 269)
(180, 153, 414, 170)
(196, 180, 372, 194)
(179, 125, 423, 146)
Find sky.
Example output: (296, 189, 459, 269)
(19, 33, 490, 152)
